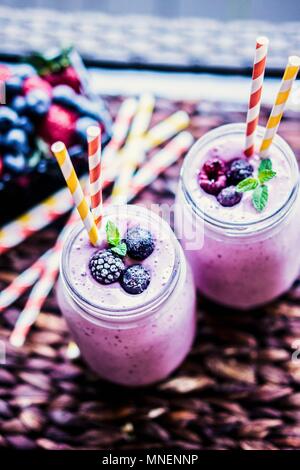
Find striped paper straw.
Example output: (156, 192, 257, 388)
(51, 141, 99, 246)
(111, 94, 155, 203)
(260, 56, 300, 158)
(9, 212, 78, 347)
(127, 93, 155, 143)
(0, 249, 51, 312)
(0, 180, 83, 256)
(111, 141, 144, 204)
(130, 132, 194, 196)
(102, 98, 137, 163)
(245, 36, 269, 157)
(87, 126, 103, 227)
(143, 111, 189, 150)
(10, 249, 62, 347)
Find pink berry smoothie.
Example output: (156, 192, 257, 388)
(57, 205, 196, 386)
(175, 123, 300, 309)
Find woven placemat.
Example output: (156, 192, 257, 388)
(1, 96, 300, 450)
(0, 6, 299, 74)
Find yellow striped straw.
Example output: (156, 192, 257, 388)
(260, 55, 300, 158)
(127, 93, 155, 143)
(51, 141, 99, 246)
(143, 111, 189, 150)
(111, 94, 155, 203)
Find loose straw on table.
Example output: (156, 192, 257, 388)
(9, 132, 193, 347)
(143, 111, 189, 150)
(9, 211, 78, 347)
(112, 94, 155, 203)
(87, 126, 103, 227)
(259, 55, 300, 158)
(51, 141, 99, 247)
(102, 98, 137, 164)
(245, 36, 269, 157)
(0, 249, 51, 312)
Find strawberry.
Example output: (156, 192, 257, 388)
(23, 75, 52, 97)
(0, 64, 12, 82)
(44, 66, 81, 93)
(39, 104, 78, 147)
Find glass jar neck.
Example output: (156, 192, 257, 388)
(60, 205, 182, 324)
(181, 123, 299, 237)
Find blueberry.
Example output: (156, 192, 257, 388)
(75, 95, 105, 122)
(5, 128, 28, 153)
(227, 159, 254, 185)
(16, 115, 34, 135)
(52, 85, 77, 109)
(5, 76, 23, 98)
(217, 186, 242, 207)
(0, 107, 18, 131)
(14, 64, 36, 79)
(3, 154, 26, 174)
(124, 225, 155, 260)
(69, 145, 84, 158)
(120, 265, 151, 295)
(75, 117, 99, 142)
(25, 90, 51, 118)
(10, 95, 27, 115)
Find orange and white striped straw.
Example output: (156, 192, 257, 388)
(51, 141, 99, 246)
(0, 249, 51, 312)
(87, 126, 103, 227)
(245, 36, 269, 157)
(259, 55, 300, 158)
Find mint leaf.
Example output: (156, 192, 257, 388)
(236, 177, 259, 192)
(106, 220, 120, 247)
(111, 242, 127, 257)
(258, 169, 276, 184)
(252, 184, 268, 212)
(259, 158, 272, 173)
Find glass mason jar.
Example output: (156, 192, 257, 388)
(57, 205, 196, 386)
(175, 123, 300, 310)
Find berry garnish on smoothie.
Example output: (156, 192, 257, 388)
(198, 150, 277, 211)
(88, 221, 155, 295)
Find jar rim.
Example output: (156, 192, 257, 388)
(180, 123, 299, 235)
(60, 204, 183, 323)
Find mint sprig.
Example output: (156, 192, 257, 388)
(106, 220, 127, 257)
(236, 158, 276, 212)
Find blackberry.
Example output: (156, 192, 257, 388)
(217, 186, 242, 207)
(124, 225, 155, 260)
(120, 265, 151, 295)
(89, 249, 125, 285)
(227, 159, 254, 185)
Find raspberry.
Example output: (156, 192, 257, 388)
(124, 226, 155, 260)
(89, 249, 125, 285)
(120, 265, 151, 295)
(217, 186, 242, 207)
(227, 159, 254, 185)
(199, 157, 227, 195)
(39, 104, 78, 147)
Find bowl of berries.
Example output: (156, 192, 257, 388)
(0, 47, 112, 224)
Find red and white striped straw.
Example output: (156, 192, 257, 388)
(245, 36, 269, 157)
(0, 249, 51, 312)
(87, 126, 103, 227)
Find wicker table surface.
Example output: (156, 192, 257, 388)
(1, 96, 300, 450)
